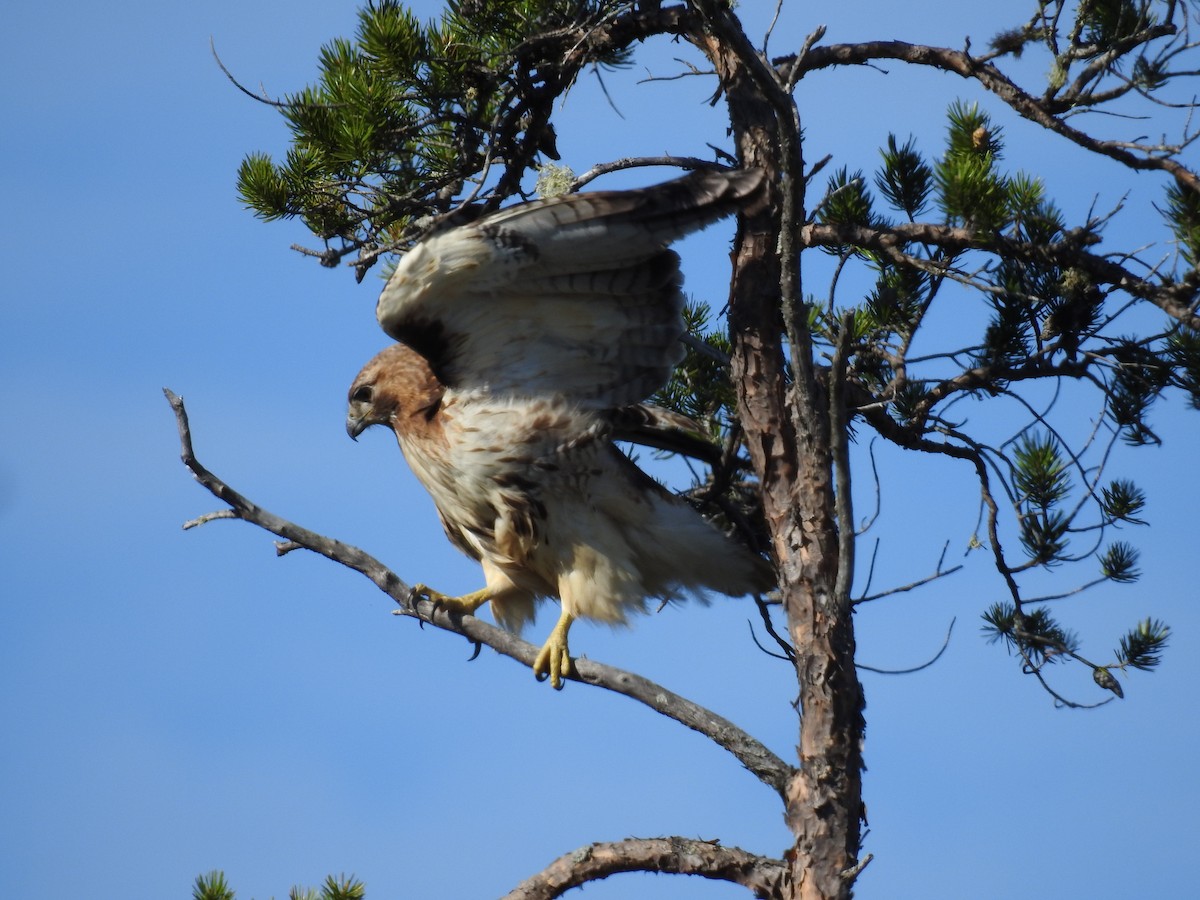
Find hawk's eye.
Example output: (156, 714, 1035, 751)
(351, 385, 374, 404)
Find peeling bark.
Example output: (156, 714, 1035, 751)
(691, 5, 867, 896)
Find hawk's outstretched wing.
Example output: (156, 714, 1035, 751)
(375, 168, 765, 409)
(349, 168, 773, 689)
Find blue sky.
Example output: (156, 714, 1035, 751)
(2, 2, 1198, 898)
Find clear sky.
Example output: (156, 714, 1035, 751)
(2, 2, 1197, 898)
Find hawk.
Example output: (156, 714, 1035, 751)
(345, 169, 773, 688)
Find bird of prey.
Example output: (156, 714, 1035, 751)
(345, 168, 773, 688)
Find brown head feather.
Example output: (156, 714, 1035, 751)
(346, 344, 446, 442)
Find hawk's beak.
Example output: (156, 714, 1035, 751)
(346, 413, 366, 441)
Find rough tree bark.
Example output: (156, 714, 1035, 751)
(694, 3, 867, 895)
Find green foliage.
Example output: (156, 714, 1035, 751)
(311, 874, 366, 900)
(650, 300, 767, 553)
(1014, 433, 1071, 509)
(1007, 438, 1149, 578)
(1077, 0, 1156, 48)
(1166, 327, 1200, 408)
(840, 104, 1116, 385)
(818, 167, 878, 254)
(935, 102, 1008, 231)
(1042, 267, 1103, 359)
(983, 603, 1168, 696)
(1116, 618, 1170, 671)
(1013, 433, 1072, 564)
(1099, 541, 1140, 582)
(982, 602, 1080, 665)
(1019, 508, 1070, 565)
(194, 871, 366, 900)
(972, 172, 1098, 370)
(1131, 53, 1170, 91)
(1163, 182, 1200, 266)
(975, 302, 1033, 372)
(194, 871, 235, 900)
(876, 135, 933, 220)
(1108, 338, 1173, 444)
(889, 380, 931, 427)
(1085, 325, 1200, 443)
(1099, 479, 1147, 524)
(864, 265, 927, 337)
(236, 0, 623, 266)
(653, 300, 737, 435)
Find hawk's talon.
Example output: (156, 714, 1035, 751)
(409, 583, 439, 612)
(532, 612, 576, 690)
(412, 584, 491, 621)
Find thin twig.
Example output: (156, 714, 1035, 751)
(858, 618, 956, 674)
(854, 541, 964, 605)
(183, 509, 240, 529)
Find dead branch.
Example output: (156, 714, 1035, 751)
(857, 618, 956, 675)
(571, 155, 730, 189)
(854, 541, 964, 606)
(503, 836, 786, 900)
(776, 37, 1200, 194)
(164, 388, 794, 801)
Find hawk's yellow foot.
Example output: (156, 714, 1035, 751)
(533, 611, 576, 690)
(412, 584, 491, 617)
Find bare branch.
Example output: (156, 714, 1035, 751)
(211, 37, 319, 109)
(503, 836, 785, 900)
(750, 593, 796, 663)
(182, 509, 240, 530)
(571, 155, 732, 189)
(830, 312, 855, 607)
(164, 388, 795, 801)
(855, 439, 883, 536)
(165, 388, 405, 598)
(777, 37, 1200, 194)
(854, 541, 964, 606)
(858, 618, 956, 674)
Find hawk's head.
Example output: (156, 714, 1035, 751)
(346, 344, 445, 441)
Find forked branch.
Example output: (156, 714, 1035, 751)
(778, 36, 1200, 194)
(164, 388, 794, 801)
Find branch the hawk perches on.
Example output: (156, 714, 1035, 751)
(346, 168, 773, 688)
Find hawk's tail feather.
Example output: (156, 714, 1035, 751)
(630, 487, 776, 602)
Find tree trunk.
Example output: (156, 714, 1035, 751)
(701, 17, 867, 900)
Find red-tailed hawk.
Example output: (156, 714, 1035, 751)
(345, 169, 773, 688)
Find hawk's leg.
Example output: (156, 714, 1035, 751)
(533, 609, 576, 690)
(412, 584, 491, 618)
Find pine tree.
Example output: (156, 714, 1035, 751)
(181, 2, 1200, 897)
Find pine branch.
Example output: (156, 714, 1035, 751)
(801, 220, 1200, 332)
